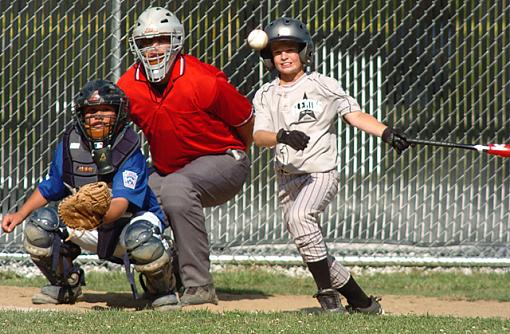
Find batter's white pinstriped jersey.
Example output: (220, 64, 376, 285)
(253, 71, 361, 174)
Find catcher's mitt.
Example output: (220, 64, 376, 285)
(58, 181, 112, 230)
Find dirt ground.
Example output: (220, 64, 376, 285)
(0, 285, 509, 318)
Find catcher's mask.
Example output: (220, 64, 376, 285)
(260, 17, 314, 70)
(130, 7, 184, 83)
(74, 79, 130, 175)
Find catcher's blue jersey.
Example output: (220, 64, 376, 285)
(38, 141, 165, 222)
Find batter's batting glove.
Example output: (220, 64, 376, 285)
(276, 129, 310, 151)
(382, 126, 410, 154)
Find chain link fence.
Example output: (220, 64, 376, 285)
(1, 0, 509, 265)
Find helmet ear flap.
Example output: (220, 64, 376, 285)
(260, 46, 274, 70)
(299, 43, 313, 66)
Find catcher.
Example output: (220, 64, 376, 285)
(1, 80, 179, 310)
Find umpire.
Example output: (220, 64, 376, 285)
(118, 7, 254, 306)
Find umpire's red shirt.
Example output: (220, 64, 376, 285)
(118, 54, 253, 174)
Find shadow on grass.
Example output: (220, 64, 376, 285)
(81, 289, 275, 309)
(299, 307, 324, 314)
(216, 288, 273, 301)
(82, 292, 151, 311)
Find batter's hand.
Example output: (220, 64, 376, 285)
(1, 212, 25, 233)
(276, 129, 310, 151)
(382, 127, 410, 154)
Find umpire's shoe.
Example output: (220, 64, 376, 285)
(314, 288, 347, 313)
(32, 285, 83, 305)
(346, 296, 384, 315)
(180, 283, 219, 306)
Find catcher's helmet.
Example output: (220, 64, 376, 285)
(130, 7, 184, 83)
(73, 79, 129, 145)
(260, 17, 314, 70)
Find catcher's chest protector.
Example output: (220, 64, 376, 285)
(62, 126, 140, 188)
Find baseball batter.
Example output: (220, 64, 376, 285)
(252, 18, 411, 313)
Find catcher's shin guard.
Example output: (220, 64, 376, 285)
(136, 255, 176, 296)
(121, 217, 179, 310)
(24, 208, 82, 287)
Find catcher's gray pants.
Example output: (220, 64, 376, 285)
(277, 169, 351, 289)
(149, 150, 250, 288)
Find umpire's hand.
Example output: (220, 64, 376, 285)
(382, 127, 410, 154)
(276, 129, 310, 151)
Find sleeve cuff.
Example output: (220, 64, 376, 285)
(233, 109, 254, 127)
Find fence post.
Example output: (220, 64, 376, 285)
(110, 0, 122, 82)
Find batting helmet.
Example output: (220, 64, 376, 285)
(130, 7, 184, 83)
(73, 79, 129, 145)
(260, 17, 314, 70)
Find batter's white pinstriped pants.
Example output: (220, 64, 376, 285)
(277, 169, 351, 288)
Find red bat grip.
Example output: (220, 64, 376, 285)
(487, 144, 510, 157)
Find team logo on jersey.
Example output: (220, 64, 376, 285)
(76, 166, 95, 173)
(122, 170, 138, 189)
(291, 93, 323, 123)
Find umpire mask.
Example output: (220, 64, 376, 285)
(130, 7, 184, 83)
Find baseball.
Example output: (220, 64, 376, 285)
(247, 29, 268, 50)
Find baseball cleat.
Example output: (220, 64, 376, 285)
(314, 288, 347, 313)
(346, 296, 384, 315)
(180, 283, 219, 306)
(31, 285, 83, 305)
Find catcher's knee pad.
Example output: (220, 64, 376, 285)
(23, 207, 60, 258)
(294, 230, 327, 262)
(120, 215, 171, 272)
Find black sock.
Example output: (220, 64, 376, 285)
(337, 276, 371, 308)
(306, 258, 332, 290)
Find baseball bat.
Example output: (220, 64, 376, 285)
(407, 138, 510, 158)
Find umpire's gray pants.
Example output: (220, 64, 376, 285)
(149, 150, 250, 287)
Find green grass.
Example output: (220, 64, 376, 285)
(3, 266, 509, 301)
(0, 309, 508, 334)
(1, 266, 510, 333)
